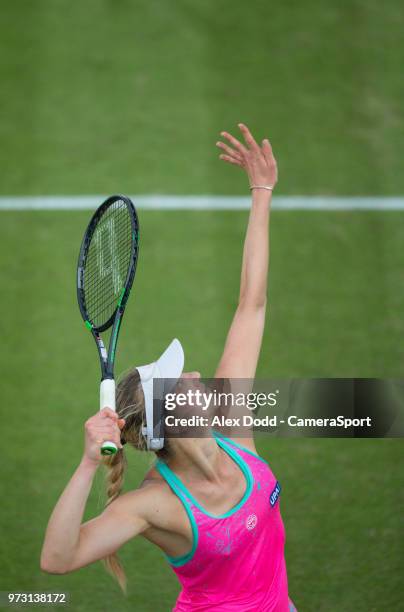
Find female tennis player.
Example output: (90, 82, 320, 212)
(41, 124, 297, 611)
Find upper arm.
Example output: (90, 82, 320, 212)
(67, 490, 149, 572)
(213, 304, 266, 453)
(215, 303, 266, 379)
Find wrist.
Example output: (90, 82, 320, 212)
(249, 184, 274, 193)
(79, 455, 100, 473)
(250, 183, 275, 192)
(251, 188, 272, 205)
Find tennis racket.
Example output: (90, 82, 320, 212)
(77, 195, 139, 455)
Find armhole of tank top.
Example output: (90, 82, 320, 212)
(155, 460, 199, 567)
(212, 430, 269, 465)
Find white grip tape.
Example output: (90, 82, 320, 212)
(100, 378, 116, 412)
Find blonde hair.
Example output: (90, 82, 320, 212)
(102, 368, 169, 592)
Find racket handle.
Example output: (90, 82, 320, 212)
(100, 378, 118, 455)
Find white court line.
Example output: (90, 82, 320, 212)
(0, 195, 404, 211)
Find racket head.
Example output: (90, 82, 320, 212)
(77, 195, 139, 332)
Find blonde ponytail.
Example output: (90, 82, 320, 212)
(103, 449, 128, 592)
(101, 366, 171, 592)
(101, 367, 147, 592)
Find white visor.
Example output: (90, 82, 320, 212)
(137, 338, 184, 450)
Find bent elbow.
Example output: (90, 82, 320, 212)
(40, 556, 70, 575)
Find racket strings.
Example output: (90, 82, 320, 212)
(86, 226, 130, 323)
(83, 199, 135, 328)
(85, 221, 132, 294)
(85, 219, 131, 280)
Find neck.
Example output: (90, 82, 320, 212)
(165, 437, 222, 483)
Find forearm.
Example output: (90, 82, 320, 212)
(239, 189, 271, 307)
(40, 458, 98, 572)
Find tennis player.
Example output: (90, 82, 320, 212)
(41, 124, 297, 611)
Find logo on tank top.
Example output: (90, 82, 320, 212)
(246, 514, 258, 530)
(269, 481, 281, 507)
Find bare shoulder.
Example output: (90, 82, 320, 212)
(114, 464, 182, 531)
(104, 465, 172, 521)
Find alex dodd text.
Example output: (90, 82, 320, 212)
(164, 414, 372, 429)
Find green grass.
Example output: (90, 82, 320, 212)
(2, 210, 404, 382)
(0, 1, 403, 195)
(1, 0, 403, 610)
(1, 210, 403, 611)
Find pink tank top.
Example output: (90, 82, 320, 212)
(156, 432, 296, 611)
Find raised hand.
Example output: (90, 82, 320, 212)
(216, 123, 278, 189)
(83, 408, 125, 464)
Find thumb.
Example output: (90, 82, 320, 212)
(118, 418, 126, 429)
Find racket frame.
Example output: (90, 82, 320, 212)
(77, 195, 139, 454)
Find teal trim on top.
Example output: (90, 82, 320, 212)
(158, 436, 254, 520)
(213, 430, 269, 465)
(155, 460, 199, 567)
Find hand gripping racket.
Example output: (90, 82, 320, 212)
(77, 195, 139, 455)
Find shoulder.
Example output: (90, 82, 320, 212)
(112, 464, 182, 531)
(104, 465, 171, 520)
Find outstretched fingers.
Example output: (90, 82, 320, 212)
(219, 154, 243, 167)
(217, 124, 277, 187)
(216, 140, 243, 161)
(238, 123, 260, 152)
(220, 131, 248, 156)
